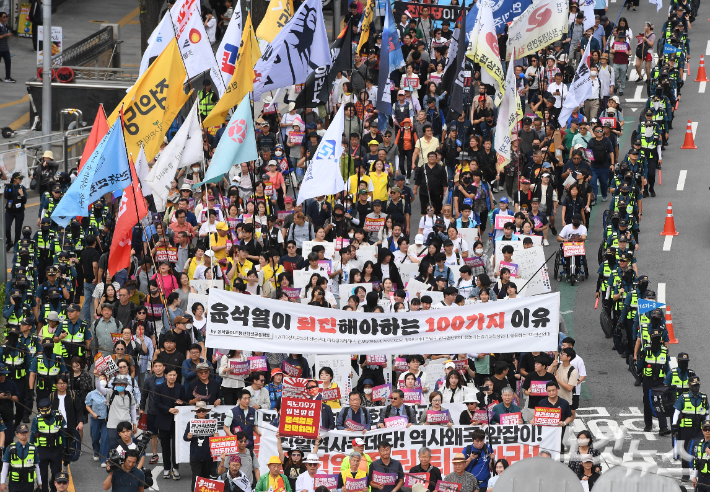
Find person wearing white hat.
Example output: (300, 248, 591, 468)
(294, 454, 320, 492)
(280, 102, 300, 141)
(38, 150, 58, 197)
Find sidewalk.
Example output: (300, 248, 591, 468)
(0, 0, 142, 130)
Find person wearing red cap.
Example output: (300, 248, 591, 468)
(266, 368, 284, 410)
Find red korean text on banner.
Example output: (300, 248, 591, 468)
(195, 477, 225, 492)
(534, 407, 561, 426)
(404, 473, 430, 488)
(562, 242, 586, 257)
(279, 397, 322, 439)
(435, 481, 462, 492)
(383, 416, 408, 428)
(499, 412, 522, 425)
(248, 356, 268, 372)
(209, 436, 238, 458)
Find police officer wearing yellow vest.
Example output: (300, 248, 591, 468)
(197, 79, 218, 120)
(29, 399, 63, 492)
(33, 220, 60, 285)
(58, 304, 91, 366)
(618, 275, 649, 359)
(0, 330, 31, 428)
(636, 327, 671, 435)
(18, 319, 39, 425)
(692, 418, 710, 490)
(33, 267, 69, 323)
(37, 293, 66, 333)
(673, 376, 708, 465)
(636, 109, 662, 198)
(665, 352, 696, 399)
(38, 313, 63, 360)
(2, 289, 32, 337)
(37, 185, 62, 229)
(1, 423, 38, 492)
(13, 227, 34, 256)
(28, 339, 66, 408)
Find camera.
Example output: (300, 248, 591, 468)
(106, 449, 124, 473)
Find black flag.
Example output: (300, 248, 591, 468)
(295, 21, 353, 109)
(443, 11, 468, 119)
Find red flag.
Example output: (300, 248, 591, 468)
(78, 105, 109, 172)
(108, 156, 148, 276)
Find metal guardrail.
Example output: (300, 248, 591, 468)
(48, 26, 115, 68)
(64, 66, 139, 82)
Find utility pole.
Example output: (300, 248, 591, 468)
(42, 0, 52, 149)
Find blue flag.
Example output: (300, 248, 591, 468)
(663, 44, 681, 55)
(51, 117, 132, 227)
(377, 0, 405, 132)
(637, 299, 666, 316)
(195, 95, 257, 187)
(466, 0, 524, 35)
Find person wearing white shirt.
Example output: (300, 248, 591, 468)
(547, 74, 565, 109)
(295, 455, 321, 492)
(455, 266, 476, 299)
(204, 13, 217, 44)
(245, 374, 270, 409)
(443, 240, 464, 267)
(584, 70, 601, 121)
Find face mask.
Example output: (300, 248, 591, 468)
(645, 128, 653, 138)
(651, 338, 662, 350)
(591, 71, 597, 77)
(678, 360, 689, 371)
(690, 384, 701, 395)
(99, 380, 107, 388)
(363, 388, 373, 394)
(578, 438, 589, 446)
(115, 385, 126, 393)
(475, 248, 483, 255)
(43, 346, 52, 356)
(22, 230, 31, 239)
(41, 226, 49, 232)
(275, 151, 283, 157)
(192, 167, 200, 173)
(348, 232, 354, 238)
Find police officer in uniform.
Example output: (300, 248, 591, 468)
(64, 220, 85, 304)
(618, 275, 649, 359)
(34, 267, 68, 322)
(13, 227, 34, 255)
(692, 419, 710, 490)
(636, 109, 662, 197)
(17, 318, 39, 424)
(58, 304, 91, 366)
(636, 327, 671, 435)
(0, 329, 31, 428)
(1, 423, 39, 492)
(29, 339, 66, 408)
(673, 375, 708, 475)
(38, 296, 66, 332)
(5, 172, 27, 253)
(2, 289, 32, 336)
(609, 255, 636, 328)
(197, 79, 218, 120)
(29, 399, 64, 492)
(665, 352, 696, 399)
(596, 248, 617, 317)
(33, 220, 60, 285)
(37, 185, 62, 228)
(86, 201, 109, 239)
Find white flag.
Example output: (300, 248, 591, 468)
(506, 0, 569, 60)
(466, 1, 505, 106)
(296, 104, 346, 205)
(135, 146, 153, 197)
(145, 101, 203, 211)
(494, 59, 520, 170)
(172, 0, 227, 95)
(580, 0, 595, 30)
(558, 43, 593, 126)
(253, 0, 332, 100)
(215, 0, 244, 85)
(139, 12, 175, 77)
(649, 0, 662, 11)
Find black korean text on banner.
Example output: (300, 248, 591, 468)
(205, 290, 560, 354)
(190, 419, 218, 437)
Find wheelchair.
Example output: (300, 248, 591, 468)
(553, 242, 589, 286)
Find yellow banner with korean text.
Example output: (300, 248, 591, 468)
(256, 0, 294, 43)
(108, 39, 191, 162)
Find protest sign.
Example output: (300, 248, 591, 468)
(338, 283, 373, 308)
(529, 381, 549, 396)
(279, 397, 321, 439)
(315, 475, 339, 491)
(206, 290, 560, 354)
(563, 242, 586, 257)
(94, 353, 108, 374)
(104, 357, 118, 377)
(402, 388, 423, 404)
(190, 419, 218, 437)
(318, 260, 333, 274)
(344, 419, 369, 432)
(137, 413, 148, 431)
(405, 473, 430, 488)
(372, 383, 392, 402)
(366, 355, 387, 366)
(277, 210, 294, 222)
(209, 436, 238, 458)
(110, 333, 122, 344)
(394, 358, 409, 372)
(436, 481, 462, 492)
(384, 416, 409, 428)
(289, 131, 305, 145)
(364, 217, 386, 232)
(283, 377, 323, 398)
(283, 362, 303, 377)
(155, 246, 178, 263)
(191, 279, 225, 295)
(494, 214, 515, 230)
(195, 477, 225, 492)
(283, 287, 302, 299)
(248, 356, 268, 372)
(426, 410, 450, 424)
(335, 237, 350, 249)
(345, 478, 368, 492)
(500, 261, 519, 277)
(500, 413, 522, 425)
(398, 378, 422, 390)
(314, 354, 351, 406)
(302, 241, 335, 260)
(372, 471, 398, 486)
(534, 407, 561, 426)
(229, 360, 250, 376)
(321, 386, 341, 401)
(452, 360, 468, 374)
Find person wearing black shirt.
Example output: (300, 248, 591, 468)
(413, 152, 448, 215)
(521, 355, 556, 419)
(187, 363, 222, 406)
(240, 224, 263, 262)
(535, 381, 573, 441)
(513, 178, 533, 214)
(80, 235, 101, 322)
(410, 447, 443, 492)
(257, 123, 278, 155)
(155, 333, 187, 384)
(5, 172, 25, 251)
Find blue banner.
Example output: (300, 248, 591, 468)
(51, 117, 132, 227)
(637, 299, 666, 316)
(466, 0, 528, 35)
(377, 0, 405, 131)
(663, 44, 681, 55)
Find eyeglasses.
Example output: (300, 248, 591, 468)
(306, 386, 318, 390)
(431, 399, 442, 403)
(307, 463, 319, 467)
(57, 381, 67, 385)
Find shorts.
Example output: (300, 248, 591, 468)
(644, 52, 653, 62)
(571, 394, 580, 410)
(147, 413, 159, 434)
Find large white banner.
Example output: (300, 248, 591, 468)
(173, 405, 561, 465)
(205, 290, 560, 354)
(506, 0, 569, 60)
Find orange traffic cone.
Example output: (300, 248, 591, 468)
(666, 306, 679, 344)
(680, 120, 697, 149)
(695, 55, 709, 82)
(660, 202, 679, 236)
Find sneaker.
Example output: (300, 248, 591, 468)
(543, 239, 550, 246)
(149, 455, 159, 465)
(650, 190, 656, 197)
(172, 469, 180, 480)
(163, 470, 171, 479)
(643, 425, 652, 432)
(634, 379, 642, 387)
(405, 179, 410, 185)
(619, 91, 624, 96)
(659, 428, 671, 436)
(101, 463, 107, 468)
(601, 196, 607, 202)
(4, 78, 16, 83)
(93, 455, 99, 462)
(550, 226, 557, 235)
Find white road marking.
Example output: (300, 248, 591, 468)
(663, 236, 673, 251)
(626, 86, 646, 103)
(700, 82, 707, 93)
(631, 108, 638, 112)
(658, 283, 666, 304)
(706, 40, 710, 55)
(561, 310, 573, 314)
(151, 466, 163, 490)
(692, 121, 698, 138)
(629, 70, 640, 82)
(677, 170, 687, 190)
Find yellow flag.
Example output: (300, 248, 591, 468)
(203, 16, 261, 129)
(357, 0, 376, 54)
(256, 0, 294, 43)
(108, 39, 191, 162)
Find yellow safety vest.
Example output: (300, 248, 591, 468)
(35, 414, 63, 447)
(8, 443, 36, 482)
(679, 393, 709, 428)
(643, 346, 668, 380)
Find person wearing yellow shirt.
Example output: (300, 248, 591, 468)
(227, 246, 253, 288)
(346, 166, 373, 201)
(370, 160, 390, 202)
(318, 366, 342, 411)
(212, 222, 230, 261)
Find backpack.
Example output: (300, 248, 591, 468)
(288, 222, 313, 242)
(108, 386, 134, 410)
